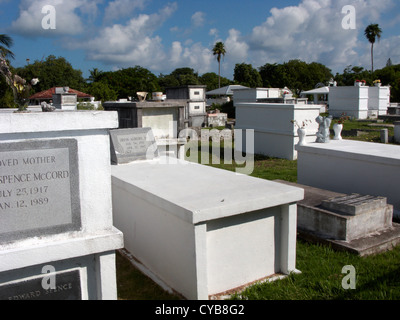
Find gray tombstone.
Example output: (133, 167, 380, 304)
(0, 139, 81, 243)
(109, 127, 159, 164)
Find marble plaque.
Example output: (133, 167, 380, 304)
(109, 128, 159, 164)
(0, 139, 81, 243)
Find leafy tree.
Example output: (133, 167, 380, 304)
(364, 24, 382, 73)
(234, 63, 262, 88)
(334, 65, 372, 86)
(212, 42, 226, 88)
(15, 55, 86, 93)
(374, 64, 400, 102)
(199, 72, 232, 91)
(158, 67, 200, 91)
(259, 60, 333, 95)
(87, 82, 117, 102)
(88, 68, 104, 83)
(97, 66, 160, 99)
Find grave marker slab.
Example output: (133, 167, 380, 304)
(109, 127, 159, 164)
(321, 194, 387, 216)
(0, 270, 81, 300)
(277, 180, 400, 256)
(0, 139, 81, 243)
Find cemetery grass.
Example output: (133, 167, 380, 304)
(340, 119, 396, 143)
(231, 241, 400, 300)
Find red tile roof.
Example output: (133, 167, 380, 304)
(29, 87, 93, 100)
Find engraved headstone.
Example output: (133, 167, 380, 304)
(0, 139, 81, 243)
(109, 127, 159, 164)
(0, 270, 82, 300)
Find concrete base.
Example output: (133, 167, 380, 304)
(276, 180, 400, 256)
(299, 225, 400, 257)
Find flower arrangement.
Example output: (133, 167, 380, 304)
(373, 79, 381, 84)
(355, 79, 367, 87)
(337, 112, 350, 124)
(0, 56, 39, 111)
(291, 119, 311, 129)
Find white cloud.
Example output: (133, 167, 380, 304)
(104, 0, 147, 23)
(209, 28, 218, 37)
(245, 0, 395, 73)
(68, 2, 178, 71)
(191, 11, 205, 28)
(225, 28, 249, 63)
(10, 0, 100, 37)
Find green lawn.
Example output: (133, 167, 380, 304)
(232, 240, 400, 300)
(116, 124, 400, 300)
(339, 119, 396, 143)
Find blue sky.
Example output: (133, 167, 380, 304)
(1, 0, 399, 80)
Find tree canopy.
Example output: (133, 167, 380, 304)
(15, 55, 86, 93)
(234, 63, 263, 88)
(259, 60, 333, 96)
(96, 66, 160, 100)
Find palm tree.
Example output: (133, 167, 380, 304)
(88, 67, 104, 83)
(364, 24, 382, 73)
(212, 42, 226, 88)
(0, 34, 15, 59)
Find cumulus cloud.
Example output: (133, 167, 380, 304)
(247, 0, 395, 73)
(191, 11, 205, 28)
(67, 2, 178, 71)
(11, 0, 397, 78)
(104, 0, 148, 23)
(225, 28, 249, 63)
(10, 0, 100, 37)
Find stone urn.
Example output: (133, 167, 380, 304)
(333, 123, 343, 140)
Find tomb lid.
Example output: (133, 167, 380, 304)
(111, 159, 304, 224)
(321, 193, 387, 216)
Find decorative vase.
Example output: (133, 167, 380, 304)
(297, 128, 307, 146)
(374, 83, 381, 87)
(333, 123, 343, 140)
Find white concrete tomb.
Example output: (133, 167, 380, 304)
(111, 130, 304, 300)
(0, 111, 123, 300)
(235, 102, 321, 160)
(296, 140, 400, 221)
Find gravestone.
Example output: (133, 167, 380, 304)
(0, 111, 123, 300)
(0, 139, 81, 243)
(0, 270, 81, 300)
(109, 127, 159, 164)
(277, 180, 400, 256)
